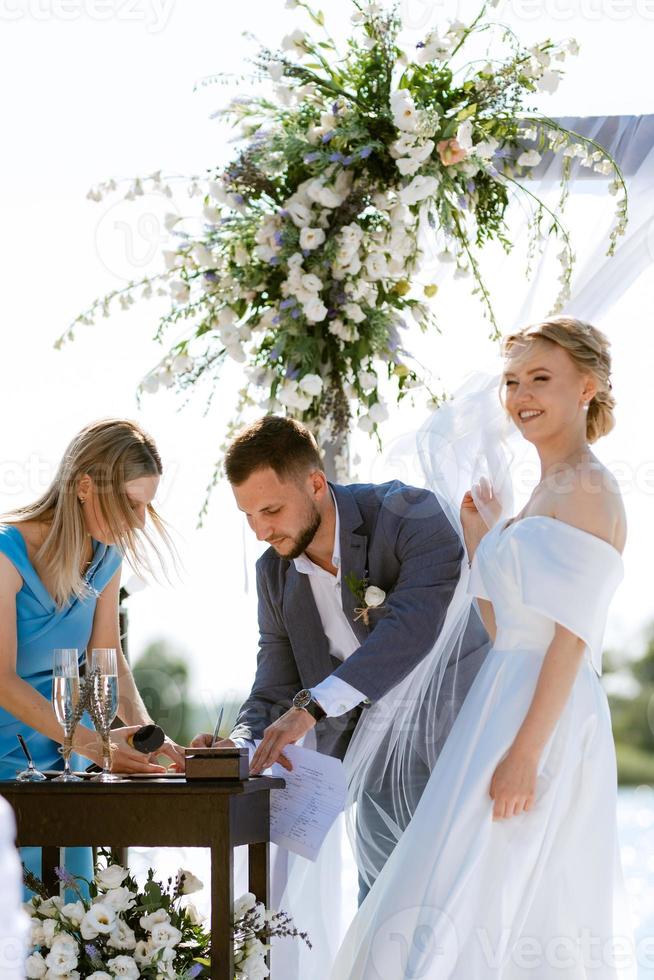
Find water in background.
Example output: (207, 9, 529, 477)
(130, 786, 654, 977)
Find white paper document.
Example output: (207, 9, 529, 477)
(267, 743, 347, 861)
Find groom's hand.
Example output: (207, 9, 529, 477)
(249, 707, 316, 775)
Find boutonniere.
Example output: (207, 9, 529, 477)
(345, 571, 387, 627)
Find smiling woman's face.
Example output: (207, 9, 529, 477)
(502, 337, 596, 444)
(80, 473, 160, 544)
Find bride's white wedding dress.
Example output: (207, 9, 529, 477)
(330, 514, 636, 979)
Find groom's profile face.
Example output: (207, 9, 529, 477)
(232, 465, 325, 560)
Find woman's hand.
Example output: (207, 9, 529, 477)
(75, 726, 168, 774)
(157, 736, 187, 772)
(489, 747, 538, 820)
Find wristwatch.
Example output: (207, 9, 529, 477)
(293, 688, 327, 722)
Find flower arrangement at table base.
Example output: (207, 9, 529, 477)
(59, 0, 627, 500)
(23, 854, 311, 979)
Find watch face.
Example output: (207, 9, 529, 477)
(294, 688, 312, 708)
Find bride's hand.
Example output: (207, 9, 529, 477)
(489, 747, 538, 820)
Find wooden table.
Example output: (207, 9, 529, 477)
(2, 776, 285, 979)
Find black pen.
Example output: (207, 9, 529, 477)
(211, 706, 224, 747)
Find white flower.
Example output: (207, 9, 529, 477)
(87, 974, 113, 980)
(281, 28, 306, 54)
(41, 919, 57, 944)
(39, 896, 64, 918)
(107, 920, 137, 951)
(567, 37, 580, 56)
(415, 32, 450, 64)
(343, 302, 365, 324)
(226, 343, 247, 363)
(25, 954, 47, 979)
(328, 318, 359, 342)
(300, 273, 323, 293)
(162, 249, 182, 271)
(299, 226, 326, 250)
(593, 159, 613, 175)
(364, 253, 389, 280)
(358, 415, 375, 433)
(369, 401, 389, 424)
(298, 374, 323, 397)
(455, 119, 474, 152)
(474, 137, 499, 160)
(170, 280, 190, 304)
(303, 297, 328, 322)
(390, 88, 419, 132)
(359, 370, 377, 391)
(183, 902, 203, 926)
(233, 893, 257, 921)
(267, 60, 284, 81)
(233, 244, 249, 266)
(164, 212, 181, 232)
(364, 585, 386, 606)
(191, 243, 214, 267)
(150, 921, 183, 950)
(285, 199, 312, 227)
(537, 69, 561, 93)
(80, 903, 117, 940)
(45, 936, 78, 977)
(105, 956, 140, 980)
(171, 353, 193, 375)
(396, 156, 421, 176)
(517, 149, 542, 168)
(133, 941, 154, 967)
(399, 174, 439, 205)
(408, 139, 435, 163)
(175, 868, 203, 895)
(202, 204, 221, 224)
(60, 901, 85, 927)
(340, 222, 364, 248)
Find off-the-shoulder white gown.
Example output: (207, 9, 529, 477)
(330, 516, 636, 979)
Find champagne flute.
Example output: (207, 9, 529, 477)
(89, 648, 120, 783)
(52, 648, 83, 783)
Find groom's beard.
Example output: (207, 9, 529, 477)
(268, 504, 322, 560)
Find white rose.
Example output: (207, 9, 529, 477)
(150, 921, 183, 950)
(359, 371, 377, 391)
(87, 974, 112, 980)
(41, 920, 57, 944)
(80, 903, 116, 940)
(106, 920, 137, 951)
(329, 318, 359, 342)
(178, 869, 203, 896)
(30, 921, 45, 946)
(39, 897, 64, 919)
(343, 302, 365, 324)
(303, 297, 328, 322)
(49, 936, 78, 956)
(340, 222, 364, 247)
(299, 226, 326, 250)
(368, 401, 389, 424)
(285, 199, 312, 227)
(517, 149, 542, 167)
(60, 901, 85, 927)
(183, 902, 203, 926)
(399, 175, 439, 205)
(391, 133, 417, 156)
(25, 953, 47, 979)
(364, 585, 386, 607)
(233, 892, 257, 921)
(45, 939, 78, 977)
(105, 956, 139, 980)
(298, 374, 323, 397)
(357, 414, 375, 433)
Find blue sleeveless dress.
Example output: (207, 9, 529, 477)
(0, 523, 123, 890)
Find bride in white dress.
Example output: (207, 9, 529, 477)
(330, 316, 636, 979)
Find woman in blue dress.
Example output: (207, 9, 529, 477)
(0, 418, 185, 884)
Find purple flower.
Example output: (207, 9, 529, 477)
(322, 131, 336, 143)
(304, 151, 320, 164)
(342, 155, 354, 166)
(54, 867, 76, 886)
(457, 195, 467, 210)
(332, 101, 340, 115)
(269, 256, 281, 265)
(204, 271, 218, 282)
(302, 249, 311, 257)
(359, 146, 372, 159)
(188, 966, 203, 979)
(272, 315, 281, 325)
(278, 208, 289, 217)
(274, 231, 284, 245)
(466, 180, 476, 193)
(416, 41, 425, 48)
(285, 366, 300, 379)
(291, 308, 301, 319)
(329, 152, 343, 163)
(234, 193, 245, 204)
(487, 165, 499, 177)
(270, 344, 282, 359)
(280, 298, 296, 309)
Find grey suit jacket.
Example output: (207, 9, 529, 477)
(230, 480, 490, 759)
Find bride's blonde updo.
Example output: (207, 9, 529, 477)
(501, 315, 615, 444)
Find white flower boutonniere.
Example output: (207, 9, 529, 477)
(346, 573, 388, 627)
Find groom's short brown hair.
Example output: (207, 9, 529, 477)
(225, 415, 324, 485)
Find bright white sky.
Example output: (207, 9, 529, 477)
(1, 0, 653, 716)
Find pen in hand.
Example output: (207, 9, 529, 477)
(211, 706, 224, 747)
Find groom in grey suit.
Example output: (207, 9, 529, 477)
(194, 414, 490, 899)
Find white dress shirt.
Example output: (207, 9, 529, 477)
(232, 494, 368, 751)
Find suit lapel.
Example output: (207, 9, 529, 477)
(283, 562, 333, 686)
(331, 483, 370, 646)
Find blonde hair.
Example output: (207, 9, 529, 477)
(2, 419, 174, 607)
(501, 316, 615, 444)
